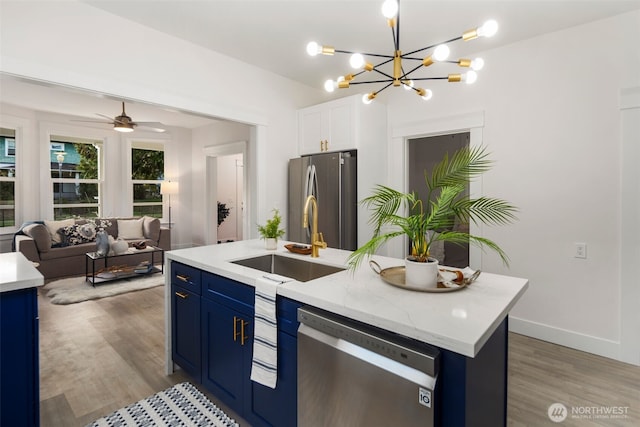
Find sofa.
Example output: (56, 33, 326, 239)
(14, 216, 170, 280)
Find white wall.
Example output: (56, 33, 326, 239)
(383, 11, 640, 362)
(0, 0, 322, 250)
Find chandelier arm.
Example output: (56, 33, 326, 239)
(395, 5, 400, 51)
(376, 82, 395, 95)
(349, 79, 395, 85)
(335, 49, 394, 59)
(400, 63, 426, 80)
(402, 36, 463, 57)
(408, 77, 450, 81)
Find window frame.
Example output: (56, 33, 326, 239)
(0, 131, 18, 231)
(129, 139, 165, 219)
(50, 135, 104, 220)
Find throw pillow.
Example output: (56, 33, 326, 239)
(118, 218, 145, 240)
(44, 218, 75, 244)
(59, 224, 97, 246)
(23, 223, 52, 253)
(143, 216, 161, 243)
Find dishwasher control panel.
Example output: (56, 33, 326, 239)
(298, 307, 439, 376)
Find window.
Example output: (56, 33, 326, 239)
(50, 135, 102, 220)
(0, 128, 17, 227)
(131, 141, 164, 218)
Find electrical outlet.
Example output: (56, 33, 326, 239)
(574, 242, 587, 259)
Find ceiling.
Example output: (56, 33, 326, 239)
(2, 0, 639, 130)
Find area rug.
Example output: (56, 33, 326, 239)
(86, 382, 238, 427)
(43, 274, 164, 305)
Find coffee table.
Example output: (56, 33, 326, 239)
(85, 246, 164, 285)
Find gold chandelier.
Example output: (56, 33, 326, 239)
(306, 0, 498, 104)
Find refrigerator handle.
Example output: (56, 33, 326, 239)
(305, 165, 318, 238)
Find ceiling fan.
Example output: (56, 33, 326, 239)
(72, 101, 166, 133)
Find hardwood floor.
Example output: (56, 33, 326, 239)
(38, 285, 639, 426)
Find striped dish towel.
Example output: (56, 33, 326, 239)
(250, 273, 294, 389)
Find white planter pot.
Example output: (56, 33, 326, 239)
(405, 257, 439, 289)
(265, 238, 277, 250)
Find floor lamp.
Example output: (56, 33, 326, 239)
(160, 180, 178, 229)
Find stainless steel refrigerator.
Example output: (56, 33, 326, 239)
(288, 151, 357, 250)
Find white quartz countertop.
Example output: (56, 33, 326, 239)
(166, 240, 528, 357)
(0, 252, 44, 293)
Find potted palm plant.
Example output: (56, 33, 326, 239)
(347, 145, 517, 289)
(257, 208, 286, 250)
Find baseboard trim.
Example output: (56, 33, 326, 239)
(508, 316, 630, 364)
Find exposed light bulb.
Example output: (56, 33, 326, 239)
(362, 93, 376, 104)
(463, 71, 478, 84)
(350, 53, 365, 69)
(433, 45, 450, 61)
(324, 79, 336, 92)
(477, 20, 498, 38)
(381, 0, 398, 19)
(402, 80, 414, 91)
(306, 41, 320, 56)
(470, 58, 485, 71)
(417, 88, 433, 101)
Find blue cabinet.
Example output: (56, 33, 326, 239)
(169, 264, 302, 427)
(171, 262, 202, 381)
(0, 287, 39, 427)
(201, 272, 255, 416)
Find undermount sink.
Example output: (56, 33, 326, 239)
(231, 254, 345, 283)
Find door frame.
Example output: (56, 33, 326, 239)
(388, 111, 485, 269)
(204, 140, 248, 245)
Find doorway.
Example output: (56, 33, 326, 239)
(408, 132, 470, 268)
(216, 153, 244, 243)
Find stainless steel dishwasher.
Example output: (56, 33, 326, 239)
(298, 307, 439, 427)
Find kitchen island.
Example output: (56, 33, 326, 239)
(165, 239, 528, 426)
(0, 252, 44, 427)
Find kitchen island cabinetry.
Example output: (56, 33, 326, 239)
(170, 262, 202, 380)
(169, 261, 301, 427)
(165, 241, 528, 427)
(0, 252, 44, 427)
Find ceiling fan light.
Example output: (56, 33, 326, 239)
(114, 123, 134, 132)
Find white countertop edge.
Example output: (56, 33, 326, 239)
(165, 240, 529, 358)
(0, 252, 45, 293)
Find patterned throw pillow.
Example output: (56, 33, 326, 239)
(59, 223, 97, 246)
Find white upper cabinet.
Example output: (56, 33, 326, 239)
(298, 95, 359, 155)
(296, 94, 388, 248)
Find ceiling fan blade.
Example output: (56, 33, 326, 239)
(96, 113, 116, 122)
(134, 121, 167, 132)
(71, 119, 113, 124)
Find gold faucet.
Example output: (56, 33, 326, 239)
(303, 195, 327, 257)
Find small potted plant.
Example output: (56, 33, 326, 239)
(347, 145, 517, 289)
(257, 208, 286, 250)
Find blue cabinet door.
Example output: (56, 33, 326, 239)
(0, 287, 39, 427)
(248, 330, 298, 427)
(201, 297, 253, 416)
(171, 284, 201, 380)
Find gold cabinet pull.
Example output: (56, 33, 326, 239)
(233, 316, 249, 345)
(233, 316, 240, 342)
(240, 319, 249, 346)
(176, 274, 190, 283)
(175, 291, 189, 299)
